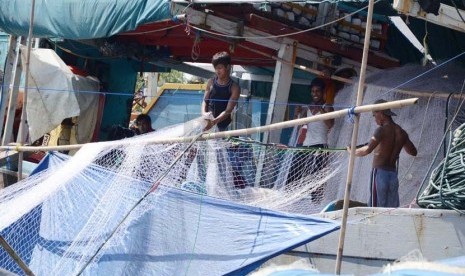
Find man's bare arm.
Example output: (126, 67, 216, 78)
(403, 135, 417, 156)
(353, 136, 379, 156)
(201, 79, 213, 116)
(349, 127, 382, 156)
(294, 105, 306, 119)
(322, 105, 335, 129)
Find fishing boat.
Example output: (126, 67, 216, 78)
(0, 0, 464, 275)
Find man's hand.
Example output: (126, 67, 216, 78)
(294, 105, 302, 119)
(204, 119, 216, 131)
(202, 112, 215, 131)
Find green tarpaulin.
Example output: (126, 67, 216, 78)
(0, 0, 171, 39)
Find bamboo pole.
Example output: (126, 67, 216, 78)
(0, 235, 34, 275)
(0, 98, 417, 153)
(18, 0, 36, 181)
(335, 0, 375, 273)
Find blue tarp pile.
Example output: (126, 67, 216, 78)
(0, 153, 340, 275)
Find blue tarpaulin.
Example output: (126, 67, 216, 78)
(0, 0, 171, 39)
(0, 152, 340, 275)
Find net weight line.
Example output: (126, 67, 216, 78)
(74, 131, 205, 276)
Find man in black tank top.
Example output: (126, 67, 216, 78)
(201, 51, 240, 131)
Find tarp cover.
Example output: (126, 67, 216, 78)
(20, 47, 100, 142)
(0, 152, 340, 275)
(0, 0, 171, 39)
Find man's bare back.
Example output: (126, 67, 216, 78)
(372, 122, 416, 170)
(352, 111, 417, 168)
(350, 102, 417, 207)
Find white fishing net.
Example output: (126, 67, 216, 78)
(326, 62, 465, 208)
(0, 115, 346, 275)
(0, 62, 463, 275)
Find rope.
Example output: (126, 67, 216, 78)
(398, 92, 436, 187)
(191, 31, 201, 61)
(346, 106, 356, 123)
(228, 136, 347, 152)
(417, 122, 465, 213)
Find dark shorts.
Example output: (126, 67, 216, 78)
(369, 168, 399, 207)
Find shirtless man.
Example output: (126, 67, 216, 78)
(351, 99, 417, 207)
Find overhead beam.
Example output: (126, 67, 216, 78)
(393, 0, 465, 33)
(151, 59, 215, 79)
(247, 14, 400, 69)
(172, 5, 399, 69)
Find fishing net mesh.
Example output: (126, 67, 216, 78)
(0, 115, 346, 275)
(0, 62, 464, 275)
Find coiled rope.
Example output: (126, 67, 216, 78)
(417, 122, 465, 214)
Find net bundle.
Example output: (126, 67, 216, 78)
(417, 122, 465, 211)
(0, 116, 346, 275)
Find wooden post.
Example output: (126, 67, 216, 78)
(262, 38, 297, 144)
(335, 0, 375, 273)
(255, 38, 296, 187)
(18, 0, 36, 181)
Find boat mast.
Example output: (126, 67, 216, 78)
(335, 0, 376, 273)
(17, 0, 36, 181)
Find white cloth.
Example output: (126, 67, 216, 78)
(302, 109, 328, 146)
(20, 47, 100, 142)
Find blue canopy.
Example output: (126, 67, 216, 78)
(0, 0, 171, 39)
(0, 153, 340, 275)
